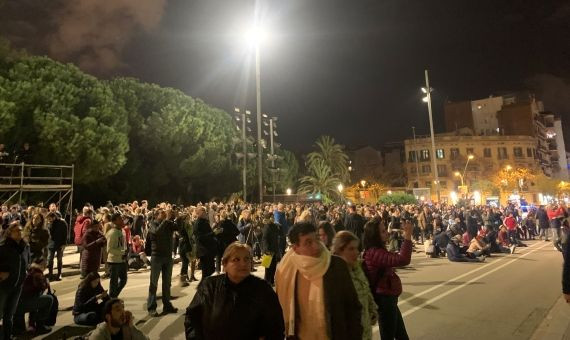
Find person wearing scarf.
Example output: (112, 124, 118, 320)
(275, 222, 362, 340)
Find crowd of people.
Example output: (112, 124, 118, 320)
(0, 198, 568, 339)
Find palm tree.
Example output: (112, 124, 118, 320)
(306, 135, 349, 182)
(298, 158, 341, 201)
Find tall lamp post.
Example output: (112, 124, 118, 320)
(233, 108, 255, 202)
(244, 24, 267, 203)
(422, 70, 440, 202)
(454, 154, 474, 198)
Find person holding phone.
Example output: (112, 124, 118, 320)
(73, 272, 110, 326)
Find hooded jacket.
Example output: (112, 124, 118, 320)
(0, 237, 30, 290)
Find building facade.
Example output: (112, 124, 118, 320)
(404, 134, 540, 202)
(443, 92, 568, 179)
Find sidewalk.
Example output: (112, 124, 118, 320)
(531, 295, 570, 340)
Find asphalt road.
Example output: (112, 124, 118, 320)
(35, 240, 564, 340)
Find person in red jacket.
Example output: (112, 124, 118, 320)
(74, 207, 93, 250)
(547, 204, 565, 252)
(363, 217, 412, 340)
(503, 213, 518, 247)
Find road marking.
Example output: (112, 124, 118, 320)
(400, 241, 551, 318)
(398, 241, 541, 307)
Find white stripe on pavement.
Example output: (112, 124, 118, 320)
(400, 241, 551, 318)
(398, 241, 542, 307)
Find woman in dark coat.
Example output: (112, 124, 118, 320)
(80, 219, 106, 278)
(73, 272, 109, 326)
(23, 213, 49, 262)
(185, 242, 284, 340)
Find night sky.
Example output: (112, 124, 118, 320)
(1, 0, 570, 153)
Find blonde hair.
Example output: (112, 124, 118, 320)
(222, 242, 252, 267)
(332, 230, 359, 255)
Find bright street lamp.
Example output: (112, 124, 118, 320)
(243, 22, 269, 203)
(337, 184, 344, 192)
(454, 171, 464, 187)
(505, 165, 512, 171)
(286, 188, 292, 196)
(360, 180, 366, 187)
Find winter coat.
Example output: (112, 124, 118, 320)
(237, 218, 253, 244)
(446, 242, 469, 262)
(147, 219, 178, 258)
(194, 217, 217, 258)
(345, 213, 366, 241)
(273, 210, 289, 236)
(261, 222, 285, 259)
(48, 218, 68, 249)
(0, 237, 30, 289)
(563, 241, 570, 294)
(74, 215, 92, 246)
(362, 240, 412, 296)
(73, 282, 106, 316)
(537, 208, 550, 230)
(349, 262, 378, 340)
(21, 266, 48, 297)
(215, 219, 240, 251)
(81, 228, 106, 274)
(23, 225, 49, 260)
(131, 214, 145, 237)
(184, 274, 284, 340)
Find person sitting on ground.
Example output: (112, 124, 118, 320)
(88, 298, 148, 340)
(185, 242, 284, 340)
(73, 272, 110, 326)
(466, 235, 493, 258)
(13, 258, 54, 336)
(446, 235, 485, 262)
(129, 235, 151, 268)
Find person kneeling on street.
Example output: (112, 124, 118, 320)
(73, 272, 110, 326)
(13, 258, 54, 336)
(88, 298, 148, 340)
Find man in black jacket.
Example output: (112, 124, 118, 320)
(194, 207, 217, 281)
(0, 223, 30, 339)
(146, 209, 179, 317)
(46, 212, 68, 281)
(344, 205, 366, 247)
(261, 212, 285, 285)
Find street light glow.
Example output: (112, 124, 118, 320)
(243, 25, 270, 47)
(468, 155, 474, 160)
(422, 96, 429, 102)
(505, 165, 512, 171)
(421, 87, 427, 94)
(337, 184, 343, 192)
(360, 180, 366, 187)
(286, 188, 292, 195)
(454, 171, 461, 177)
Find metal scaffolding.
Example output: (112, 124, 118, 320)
(0, 162, 74, 228)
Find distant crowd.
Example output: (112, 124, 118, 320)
(0, 198, 568, 339)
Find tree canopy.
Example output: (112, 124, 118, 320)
(0, 47, 299, 204)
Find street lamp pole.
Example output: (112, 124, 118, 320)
(255, 41, 263, 204)
(424, 70, 440, 202)
(412, 126, 420, 187)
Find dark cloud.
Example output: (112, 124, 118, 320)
(0, 0, 166, 75)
